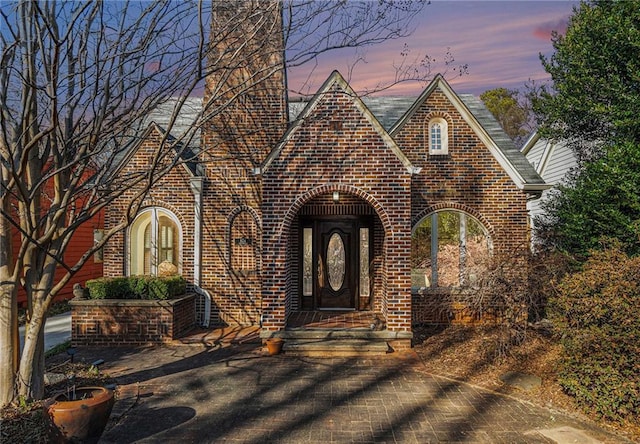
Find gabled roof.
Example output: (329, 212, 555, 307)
(144, 97, 202, 150)
(112, 98, 204, 177)
(521, 131, 578, 183)
(112, 123, 201, 179)
(261, 70, 418, 175)
(289, 96, 414, 131)
(389, 74, 548, 193)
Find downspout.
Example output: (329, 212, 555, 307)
(189, 176, 210, 327)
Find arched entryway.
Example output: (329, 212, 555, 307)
(297, 196, 378, 312)
(260, 179, 412, 349)
(281, 185, 392, 326)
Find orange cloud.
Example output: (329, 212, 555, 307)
(145, 61, 161, 73)
(533, 19, 569, 41)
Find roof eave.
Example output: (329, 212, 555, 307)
(520, 131, 541, 155)
(522, 183, 552, 192)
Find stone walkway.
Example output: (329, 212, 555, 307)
(59, 342, 633, 444)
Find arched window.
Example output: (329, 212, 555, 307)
(411, 210, 491, 289)
(128, 208, 181, 275)
(428, 117, 449, 155)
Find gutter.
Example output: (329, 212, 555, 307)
(189, 176, 210, 327)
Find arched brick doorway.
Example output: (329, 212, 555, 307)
(278, 185, 394, 323)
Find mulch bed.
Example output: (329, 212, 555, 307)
(412, 324, 640, 443)
(1, 361, 113, 443)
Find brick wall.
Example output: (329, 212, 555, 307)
(103, 129, 196, 285)
(70, 294, 196, 346)
(262, 80, 413, 332)
(101, 71, 534, 333)
(393, 88, 531, 324)
(395, 89, 529, 253)
(194, 1, 287, 327)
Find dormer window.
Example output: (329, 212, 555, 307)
(429, 118, 448, 155)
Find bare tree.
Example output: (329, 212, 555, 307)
(0, 0, 428, 405)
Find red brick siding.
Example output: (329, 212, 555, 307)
(102, 130, 196, 288)
(70, 294, 196, 346)
(195, 2, 287, 327)
(395, 88, 530, 324)
(101, 80, 534, 332)
(262, 85, 413, 332)
(396, 89, 529, 252)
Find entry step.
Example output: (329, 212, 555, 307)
(275, 329, 412, 341)
(282, 338, 390, 357)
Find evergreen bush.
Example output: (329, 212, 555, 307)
(551, 244, 640, 422)
(85, 275, 186, 300)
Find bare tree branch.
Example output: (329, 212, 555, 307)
(0, 0, 431, 405)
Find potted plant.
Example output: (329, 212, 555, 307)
(265, 337, 284, 355)
(46, 386, 115, 442)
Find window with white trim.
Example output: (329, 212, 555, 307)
(411, 210, 491, 289)
(128, 208, 182, 275)
(428, 118, 449, 155)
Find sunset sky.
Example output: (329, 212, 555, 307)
(287, 0, 579, 97)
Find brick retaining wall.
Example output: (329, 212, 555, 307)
(70, 294, 196, 346)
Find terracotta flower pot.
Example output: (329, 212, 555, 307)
(265, 338, 284, 355)
(46, 386, 115, 443)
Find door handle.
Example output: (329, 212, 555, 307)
(317, 255, 324, 287)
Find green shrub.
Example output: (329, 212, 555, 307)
(86, 277, 133, 299)
(128, 275, 154, 299)
(85, 275, 186, 300)
(550, 244, 640, 423)
(148, 275, 186, 300)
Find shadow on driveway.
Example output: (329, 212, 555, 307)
(61, 344, 631, 444)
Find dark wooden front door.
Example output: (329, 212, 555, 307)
(317, 220, 357, 310)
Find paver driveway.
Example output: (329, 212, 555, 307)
(82, 344, 630, 444)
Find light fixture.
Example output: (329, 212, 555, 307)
(333, 191, 339, 203)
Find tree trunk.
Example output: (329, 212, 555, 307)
(0, 281, 18, 406)
(17, 261, 56, 401)
(17, 312, 46, 401)
(0, 190, 19, 406)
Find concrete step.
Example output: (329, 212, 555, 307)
(282, 338, 391, 357)
(272, 329, 413, 341)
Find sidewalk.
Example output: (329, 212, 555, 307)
(19, 311, 71, 352)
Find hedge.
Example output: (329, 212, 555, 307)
(550, 245, 640, 423)
(86, 275, 186, 300)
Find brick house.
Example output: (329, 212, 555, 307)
(102, 2, 546, 349)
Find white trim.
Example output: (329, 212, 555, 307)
(189, 177, 211, 327)
(391, 75, 540, 190)
(190, 177, 204, 286)
(537, 140, 556, 176)
(428, 117, 448, 155)
(520, 131, 541, 156)
(438, 83, 528, 187)
(127, 207, 183, 275)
